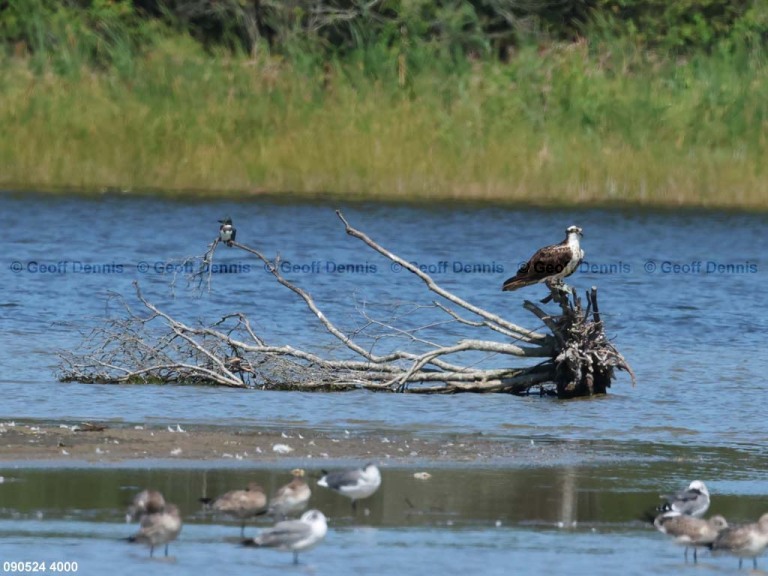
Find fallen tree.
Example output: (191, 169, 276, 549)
(58, 211, 634, 397)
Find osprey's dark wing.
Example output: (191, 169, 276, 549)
(502, 242, 573, 291)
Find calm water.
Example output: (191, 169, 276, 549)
(1, 191, 767, 574)
(1, 465, 768, 576)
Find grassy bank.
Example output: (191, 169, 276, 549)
(1, 36, 767, 209)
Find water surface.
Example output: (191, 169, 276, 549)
(1, 465, 767, 576)
(1, 192, 767, 574)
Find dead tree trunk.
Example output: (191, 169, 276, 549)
(58, 211, 634, 397)
(524, 287, 634, 398)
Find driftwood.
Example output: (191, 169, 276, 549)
(58, 211, 634, 397)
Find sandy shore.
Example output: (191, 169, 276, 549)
(0, 420, 586, 466)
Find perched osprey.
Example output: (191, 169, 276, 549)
(218, 217, 236, 246)
(502, 225, 584, 291)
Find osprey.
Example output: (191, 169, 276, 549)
(218, 217, 236, 246)
(502, 225, 584, 291)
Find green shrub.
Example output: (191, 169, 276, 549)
(0, 0, 155, 75)
(591, 0, 759, 51)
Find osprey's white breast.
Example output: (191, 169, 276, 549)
(555, 235, 583, 280)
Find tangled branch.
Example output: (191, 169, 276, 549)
(58, 211, 633, 397)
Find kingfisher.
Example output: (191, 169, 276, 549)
(218, 217, 236, 246)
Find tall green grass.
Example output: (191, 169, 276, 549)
(1, 34, 767, 209)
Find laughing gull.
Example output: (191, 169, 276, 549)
(711, 512, 768, 569)
(657, 480, 710, 517)
(268, 469, 311, 519)
(653, 511, 728, 562)
(127, 491, 182, 557)
(317, 463, 381, 511)
(200, 482, 268, 536)
(242, 509, 327, 565)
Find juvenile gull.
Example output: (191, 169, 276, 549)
(126, 489, 165, 523)
(658, 480, 710, 518)
(200, 482, 267, 537)
(268, 469, 311, 519)
(653, 511, 728, 562)
(711, 512, 768, 569)
(242, 509, 327, 565)
(127, 491, 182, 558)
(317, 463, 381, 511)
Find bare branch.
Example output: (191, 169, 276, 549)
(58, 211, 632, 397)
(336, 210, 548, 344)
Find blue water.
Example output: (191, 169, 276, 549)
(1, 465, 767, 576)
(0, 518, 676, 576)
(1, 191, 767, 574)
(1, 193, 766, 446)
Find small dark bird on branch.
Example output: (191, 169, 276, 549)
(218, 217, 236, 246)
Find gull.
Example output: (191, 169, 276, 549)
(126, 490, 182, 557)
(711, 512, 768, 569)
(657, 480, 710, 517)
(126, 489, 165, 523)
(653, 511, 728, 562)
(242, 509, 327, 565)
(268, 469, 311, 519)
(200, 482, 267, 537)
(317, 463, 381, 511)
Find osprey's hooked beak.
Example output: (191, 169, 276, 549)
(566, 226, 583, 238)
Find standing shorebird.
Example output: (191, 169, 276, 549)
(711, 512, 768, 569)
(653, 511, 728, 562)
(657, 480, 711, 518)
(218, 217, 236, 246)
(200, 481, 267, 537)
(242, 509, 327, 565)
(125, 489, 166, 523)
(126, 490, 182, 558)
(268, 469, 312, 519)
(317, 463, 381, 511)
(502, 226, 584, 293)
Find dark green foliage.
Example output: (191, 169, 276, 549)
(0, 0, 155, 75)
(592, 0, 766, 51)
(2, 0, 766, 70)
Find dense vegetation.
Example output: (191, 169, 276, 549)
(1, 1, 767, 208)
